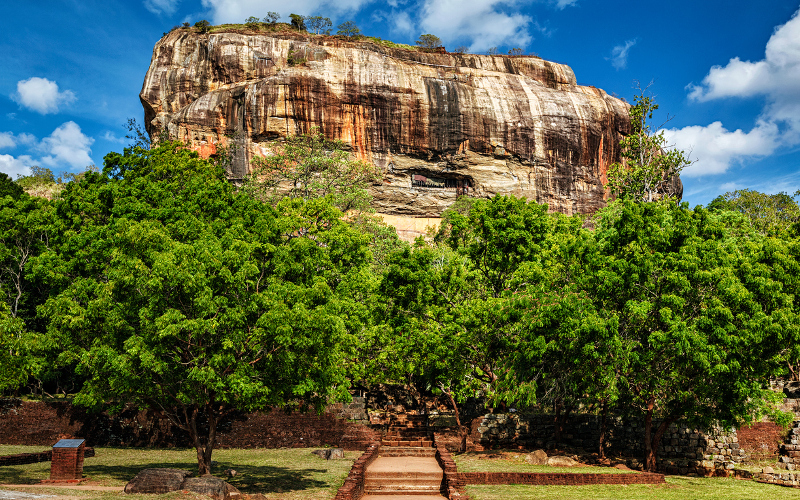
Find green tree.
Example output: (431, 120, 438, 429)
(336, 20, 361, 38)
(0, 173, 23, 200)
(248, 129, 401, 272)
(244, 16, 261, 29)
(586, 200, 793, 470)
(305, 16, 332, 35)
(248, 128, 380, 213)
(289, 14, 306, 31)
(376, 196, 576, 451)
(708, 189, 800, 237)
(264, 11, 280, 24)
(34, 141, 371, 474)
(606, 88, 690, 202)
(194, 20, 211, 33)
(0, 302, 28, 393)
(416, 34, 442, 50)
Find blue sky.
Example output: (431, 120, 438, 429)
(2, 0, 799, 207)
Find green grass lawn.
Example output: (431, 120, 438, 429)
(466, 476, 800, 500)
(0, 446, 359, 500)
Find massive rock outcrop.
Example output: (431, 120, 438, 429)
(141, 28, 663, 235)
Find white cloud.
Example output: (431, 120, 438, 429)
(418, 0, 532, 53)
(670, 7, 800, 176)
(0, 132, 37, 150)
(103, 131, 127, 144)
(663, 120, 780, 177)
(200, 0, 372, 23)
(392, 11, 415, 37)
(608, 39, 636, 70)
(554, 0, 578, 8)
(0, 133, 15, 149)
(12, 77, 76, 115)
(718, 181, 741, 192)
(0, 154, 34, 179)
(144, 0, 180, 15)
(38, 122, 95, 170)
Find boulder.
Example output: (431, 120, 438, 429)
(182, 476, 241, 500)
(312, 448, 345, 460)
(140, 30, 662, 241)
(546, 455, 580, 467)
(525, 449, 548, 465)
(124, 468, 193, 494)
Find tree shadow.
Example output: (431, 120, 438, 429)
(83, 462, 331, 494)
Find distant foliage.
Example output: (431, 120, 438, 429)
(289, 13, 306, 31)
(454, 46, 469, 54)
(264, 11, 280, 24)
(245, 16, 261, 29)
(0, 173, 23, 200)
(487, 47, 498, 55)
(194, 20, 211, 33)
(337, 20, 361, 38)
(416, 34, 442, 49)
(181, 22, 190, 28)
(306, 16, 332, 35)
(708, 189, 800, 237)
(508, 47, 523, 56)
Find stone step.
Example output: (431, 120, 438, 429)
(380, 446, 436, 457)
(364, 484, 442, 494)
(362, 495, 446, 499)
(384, 431, 430, 438)
(381, 440, 433, 448)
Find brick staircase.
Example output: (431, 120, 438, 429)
(362, 412, 446, 499)
(381, 414, 434, 448)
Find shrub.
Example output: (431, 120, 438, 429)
(337, 20, 361, 38)
(195, 20, 211, 33)
(289, 14, 306, 31)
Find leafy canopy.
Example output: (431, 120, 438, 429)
(607, 88, 690, 202)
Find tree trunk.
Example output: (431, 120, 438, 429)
(553, 402, 573, 446)
(643, 402, 654, 471)
(442, 386, 467, 453)
(598, 400, 608, 460)
(187, 406, 218, 476)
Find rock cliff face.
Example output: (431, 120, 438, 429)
(141, 29, 661, 233)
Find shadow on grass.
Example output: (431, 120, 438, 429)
(83, 462, 331, 494)
(0, 465, 50, 485)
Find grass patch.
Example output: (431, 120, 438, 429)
(453, 451, 636, 474)
(466, 476, 800, 500)
(0, 447, 359, 500)
(0, 445, 50, 456)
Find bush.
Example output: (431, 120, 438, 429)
(195, 20, 211, 33)
(337, 20, 361, 38)
(416, 34, 442, 49)
(244, 16, 261, 29)
(264, 11, 280, 24)
(289, 14, 306, 31)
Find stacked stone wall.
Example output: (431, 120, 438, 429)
(469, 413, 746, 471)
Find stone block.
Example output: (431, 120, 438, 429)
(124, 468, 193, 494)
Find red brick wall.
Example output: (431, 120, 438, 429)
(0, 400, 377, 451)
(456, 471, 665, 485)
(737, 422, 785, 459)
(334, 442, 381, 500)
